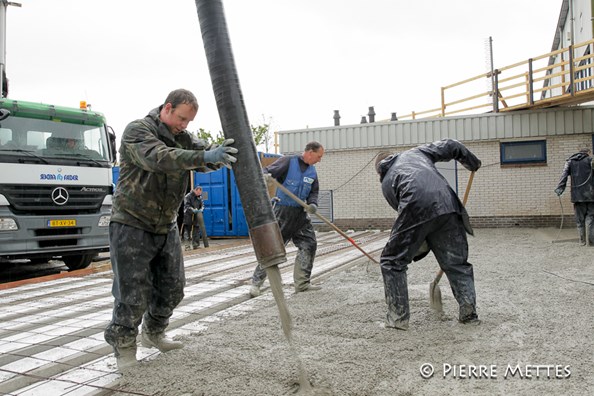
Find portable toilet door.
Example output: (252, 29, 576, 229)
(194, 168, 248, 237)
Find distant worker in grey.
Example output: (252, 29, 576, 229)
(555, 143, 594, 246)
(104, 89, 238, 370)
(375, 138, 482, 330)
(182, 185, 207, 250)
(249, 141, 325, 297)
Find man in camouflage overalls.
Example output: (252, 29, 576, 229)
(104, 89, 238, 370)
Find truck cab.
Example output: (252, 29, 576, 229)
(0, 99, 117, 270)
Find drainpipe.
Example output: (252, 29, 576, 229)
(195, 0, 286, 268)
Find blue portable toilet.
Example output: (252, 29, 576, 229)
(194, 167, 248, 237)
(112, 166, 120, 185)
(194, 152, 282, 237)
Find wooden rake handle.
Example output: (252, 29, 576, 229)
(269, 177, 380, 264)
(434, 170, 475, 279)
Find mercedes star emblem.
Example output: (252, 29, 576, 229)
(51, 187, 69, 205)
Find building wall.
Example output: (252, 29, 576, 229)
(309, 134, 593, 231)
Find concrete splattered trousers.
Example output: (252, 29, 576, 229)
(380, 213, 478, 326)
(104, 222, 185, 351)
(574, 202, 594, 245)
(251, 205, 317, 291)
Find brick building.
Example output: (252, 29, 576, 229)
(276, 106, 594, 230)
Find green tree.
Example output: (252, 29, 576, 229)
(192, 120, 273, 152)
(251, 123, 269, 149)
(193, 128, 225, 145)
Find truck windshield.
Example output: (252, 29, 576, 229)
(0, 116, 111, 163)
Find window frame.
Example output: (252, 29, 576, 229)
(500, 140, 547, 165)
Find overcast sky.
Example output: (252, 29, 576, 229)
(4, 0, 562, 147)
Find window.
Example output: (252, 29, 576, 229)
(500, 140, 546, 165)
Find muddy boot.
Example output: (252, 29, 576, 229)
(293, 250, 315, 292)
(578, 226, 586, 246)
(249, 284, 261, 297)
(141, 331, 183, 352)
(115, 344, 138, 370)
(458, 303, 480, 325)
(297, 283, 322, 293)
(381, 267, 410, 330)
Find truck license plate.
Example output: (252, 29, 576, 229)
(48, 219, 77, 227)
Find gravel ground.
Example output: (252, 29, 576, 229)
(118, 227, 594, 396)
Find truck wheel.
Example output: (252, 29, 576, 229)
(63, 254, 93, 270)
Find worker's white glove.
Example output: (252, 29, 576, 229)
(203, 139, 238, 169)
(263, 172, 274, 182)
(306, 203, 317, 214)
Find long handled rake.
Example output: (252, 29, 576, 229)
(269, 177, 379, 264)
(429, 171, 475, 312)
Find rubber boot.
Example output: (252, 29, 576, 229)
(115, 344, 138, 370)
(141, 332, 183, 352)
(381, 267, 409, 330)
(294, 251, 315, 292)
(584, 218, 594, 246)
(578, 226, 586, 246)
(249, 284, 261, 297)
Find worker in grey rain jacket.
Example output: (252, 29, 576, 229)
(375, 138, 481, 330)
(104, 89, 238, 370)
(249, 141, 325, 297)
(555, 144, 594, 246)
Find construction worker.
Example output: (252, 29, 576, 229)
(104, 89, 238, 370)
(375, 138, 482, 330)
(183, 185, 205, 250)
(249, 141, 325, 296)
(555, 143, 594, 246)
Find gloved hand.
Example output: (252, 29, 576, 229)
(555, 187, 564, 196)
(192, 208, 200, 214)
(203, 139, 238, 169)
(306, 203, 317, 214)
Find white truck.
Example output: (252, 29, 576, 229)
(0, 98, 117, 270)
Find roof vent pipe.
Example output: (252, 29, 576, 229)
(360, 116, 367, 124)
(391, 112, 398, 121)
(368, 106, 375, 123)
(333, 110, 340, 126)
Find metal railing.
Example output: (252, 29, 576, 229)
(398, 37, 594, 120)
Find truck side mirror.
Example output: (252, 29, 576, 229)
(107, 126, 117, 164)
(0, 108, 10, 121)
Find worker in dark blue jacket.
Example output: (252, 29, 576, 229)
(249, 141, 325, 296)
